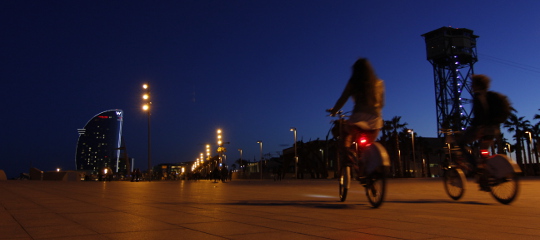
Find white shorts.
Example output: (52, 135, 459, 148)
(349, 112, 383, 130)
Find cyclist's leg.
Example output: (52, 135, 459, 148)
(457, 126, 481, 170)
(342, 125, 359, 174)
(357, 129, 380, 173)
(476, 126, 500, 191)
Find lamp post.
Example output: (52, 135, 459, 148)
(206, 144, 210, 160)
(238, 149, 243, 176)
(407, 129, 416, 177)
(257, 141, 263, 179)
(525, 131, 533, 165)
(217, 129, 223, 166)
(506, 142, 512, 160)
(142, 83, 152, 180)
(290, 127, 297, 178)
(319, 149, 324, 167)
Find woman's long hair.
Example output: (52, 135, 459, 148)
(348, 58, 379, 104)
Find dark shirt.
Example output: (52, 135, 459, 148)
(471, 91, 489, 127)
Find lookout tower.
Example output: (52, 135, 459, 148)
(422, 27, 479, 137)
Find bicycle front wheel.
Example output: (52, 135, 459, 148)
(339, 166, 350, 202)
(443, 168, 466, 201)
(365, 168, 386, 208)
(490, 173, 519, 204)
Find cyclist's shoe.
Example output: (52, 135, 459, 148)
(476, 170, 490, 192)
(479, 183, 491, 192)
(357, 176, 367, 186)
(455, 158, 474, 172)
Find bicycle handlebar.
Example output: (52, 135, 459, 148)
(326, 109, 346, 117)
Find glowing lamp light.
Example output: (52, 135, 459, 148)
(142, 104, 149, 111)
(481, 149, 490, 157)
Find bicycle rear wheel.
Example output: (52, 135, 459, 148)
(365, 168, 386, 208)
(443, 168, 466, 201)
(490, 173, 519, 204)
(339, 166, 350, 202)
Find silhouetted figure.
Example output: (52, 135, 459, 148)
(456, 74, 510, 190)
(221, 167, 228, 182)
(328, 58, 385, 177)
(213, 166, 220, 183)
(132, 168, 141, 182)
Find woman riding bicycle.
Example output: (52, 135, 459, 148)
(328, 58, 385, 177)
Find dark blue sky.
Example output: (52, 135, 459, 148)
(2, 1, 540, 178)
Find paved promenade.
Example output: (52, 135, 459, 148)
(1, 177, 540, 240)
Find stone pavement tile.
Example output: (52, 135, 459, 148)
(498, 215, 540, 229)
(426, 238, 467, 240)
(145, 212, 222, 225)
(361, 227, 441, 239)
(354, 217, 442, 232)
(399, 223, 540, 240)
(220, 213, 314, 226)
(62, 212, 177, 234)
(0, 198, 41, 211)
(0, 220, 30, 239)
(227, 230, 331, 240)
(0, 208, 31, 239)
(112, 204, 181, 216)
(40, 201, 114, 214)
(183, 220, 276, 236)
(37, 234, 110, 240)
(301, 219, 373, 231)
(311, 229, 403, 240)
(11, 212, 75, 228)
(263, 213, 315, 223)
(245, 219, 337, 235)
(104, 228, 228, 240)
(24, 222, 97, 239)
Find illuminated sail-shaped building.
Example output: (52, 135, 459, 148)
(75, 109, 124, 175)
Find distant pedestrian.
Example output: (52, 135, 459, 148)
(131, 168, 141, 182)
(221, 167, 228, 182)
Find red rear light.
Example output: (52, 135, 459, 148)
(357, 135, 370, 147)
(480, 149, 490, 157)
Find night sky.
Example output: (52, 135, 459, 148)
(2, 1, 540, 178)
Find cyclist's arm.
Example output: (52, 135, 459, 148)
(330, 83, 351, 115)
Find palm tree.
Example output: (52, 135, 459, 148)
(504, 114, 531, 174)
(384, 116, 408, 177)
(532, 109, 540, 166)
(530, 122, 540, 167)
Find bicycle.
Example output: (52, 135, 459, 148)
(328, 111, 390, 208)
(443, 131, 521, 204)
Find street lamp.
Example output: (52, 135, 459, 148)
(142, 83, 152, 180)
(238, 149, 243, 174)
(506, 143, 512, 159)
(407, 129, 416, 177)
(319, 149, 324, 167)
(525, 131, 533, 165)
(217, 129, 224, 166)
(238, 148, 243, 161)
(290, 127, 297, 178)
(257, 141, 263, 179)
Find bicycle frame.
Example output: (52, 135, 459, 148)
(332, 114, 388, 177)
